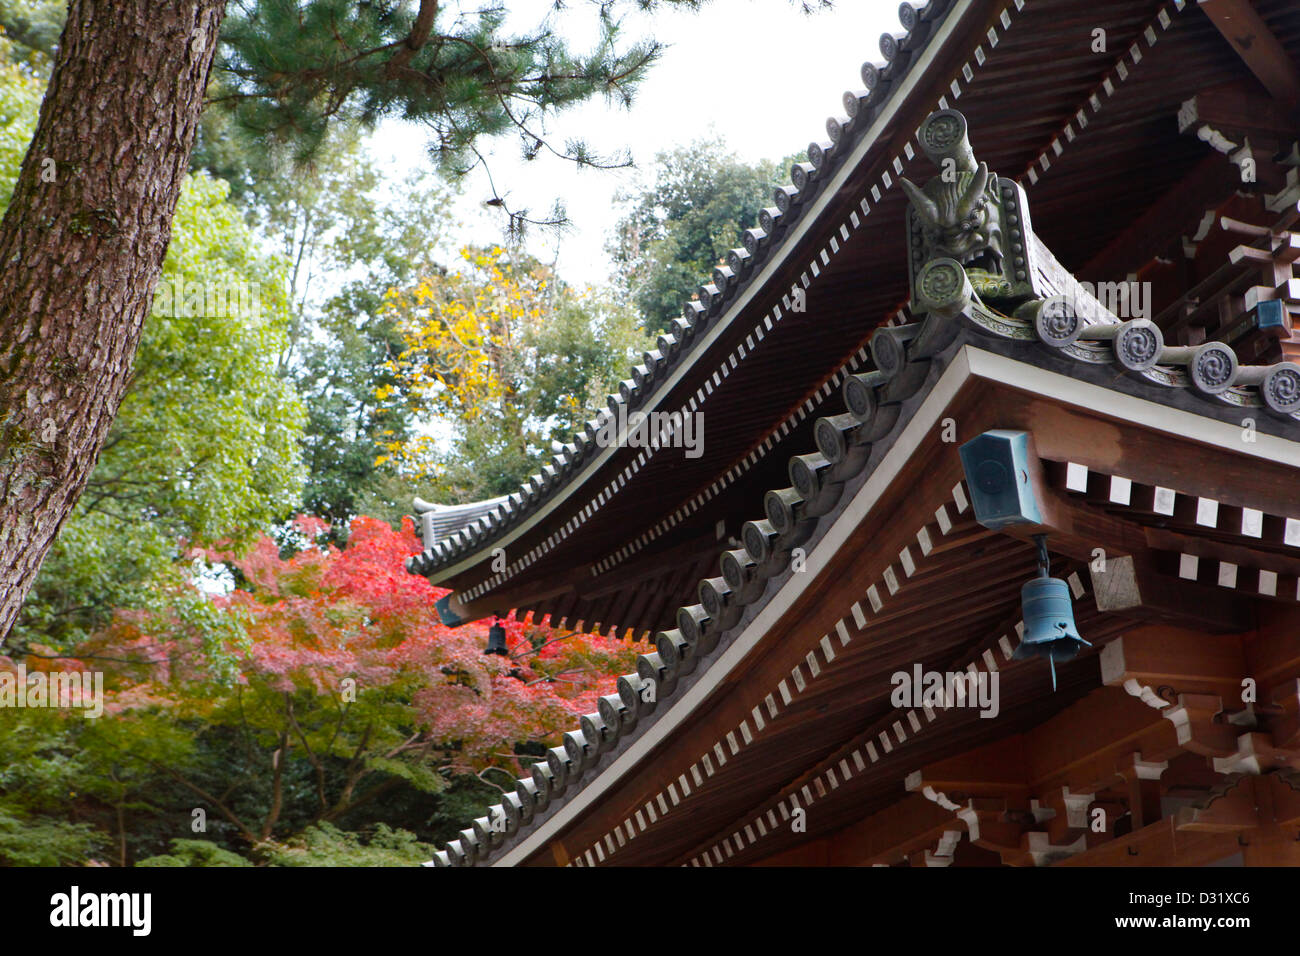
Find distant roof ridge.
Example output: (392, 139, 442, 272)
(412, 494, 511, 515)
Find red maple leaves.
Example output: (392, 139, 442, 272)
(81, 515, 648, 774)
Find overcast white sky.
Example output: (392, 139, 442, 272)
(370, 0, 899, 286)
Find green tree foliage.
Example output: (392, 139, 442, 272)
(213, 0, 705, 177)
(260, 822, 432, 867)
(0, 0, 62, 69)
(136, 839, 254, 867)
(230, 125, 459, 527)
(97, 173, 306, 544)
(0, 709, 107, 865)
(0, 31, 39, 206)
(610, 139, 792, 332)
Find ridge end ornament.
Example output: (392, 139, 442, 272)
(902, 109, 1042, 314)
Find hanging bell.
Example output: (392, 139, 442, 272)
(485, 619, 509, 656)
(1013, 536, 1090, 689)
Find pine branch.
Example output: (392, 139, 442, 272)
(384, 0, 440, 77)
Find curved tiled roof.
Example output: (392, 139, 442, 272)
(426, 309, 957, 866)
(415, 0, 1300, 864)
(424, 221, 1300, 864)
(918, 243, 1300, 419)
(404, 0, 959, 584)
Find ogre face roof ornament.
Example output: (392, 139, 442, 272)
(898, 108, 1300, 419)
(903, 108, 1041, 312)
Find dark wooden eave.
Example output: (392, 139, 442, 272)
(501, 338, 1300, 867)
(431, 254, 1300, 865)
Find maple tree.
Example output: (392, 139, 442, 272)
(1, 514, 646, 864)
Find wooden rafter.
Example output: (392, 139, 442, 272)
(1199, 0, 1300, 109)
(1080, 153, 1241, 282)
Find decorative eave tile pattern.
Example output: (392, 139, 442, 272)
(944, 246, 1300, 420)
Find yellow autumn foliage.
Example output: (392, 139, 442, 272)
(378, 245, 654, 494)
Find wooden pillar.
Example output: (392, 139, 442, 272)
(1118, 754, 1165, 831)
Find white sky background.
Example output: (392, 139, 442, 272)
(369, 0, 900, 287)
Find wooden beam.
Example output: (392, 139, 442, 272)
(1262, 771, 1300, 827)
(751, 840, 831, 867)
(1057, 815, 1242, 866)
(1184, 81, 1300, 139)
(1080, 154, 1240, 281)
(1089, 554, 1253, 633)
(809, 690, 1300, 868)
(825, 794, 965, 867)
(999, 394, 1300, 521)
(448, 524, 723, 630)
(1199, 0, 1300, 109)
(1174, 775, 1300, 864)
(1173, 774, 1258, 832)
(1249, 603, 1300, 686)
(1022, 686, 1181, 793)
(1209, 773, 1300, 864)
(1099, 624, 1247, 700)
(1145, 526, 1300, 580)
(750, 792, 970, 867)
(576, 527, 722, 602)
(906, 736, 1028, 797)
(441, 560, 592, 626)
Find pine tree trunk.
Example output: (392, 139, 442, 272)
(0, 0, 226, 643)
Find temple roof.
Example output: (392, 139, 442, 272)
(406, 0, 1300, 647)
(426, 272, 1300, 864)
(411, 0, 1300, 867)
(405, 0, 964, 588)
